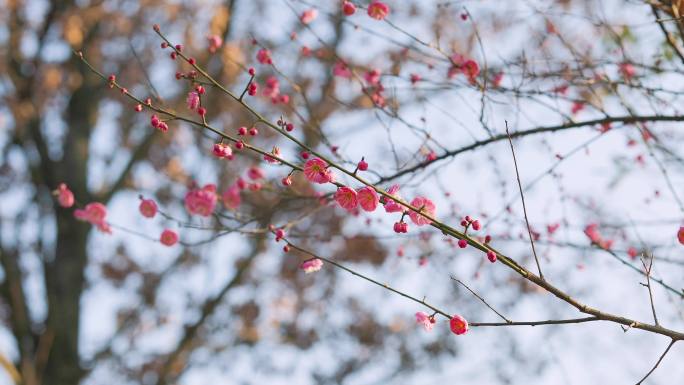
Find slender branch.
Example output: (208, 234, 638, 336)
(505, 120, 543, 279)
(635, 339, 676, 385)
(640, 254, 659, 326)
(470, 317, 599, 327)
(452, 277, 511, 323)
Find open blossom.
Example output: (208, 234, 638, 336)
(207, 35, 223, 53)
(139, 198, 158, 218)
(383, 184, 403, 213)
(55, 183, 74, 208)
(367, 1, 389, 20)
(256, 48, 272, 64)
(74, 202, 111, 233)
(247, 166, 265, 180)
(263, 76, 280, 98)
(335, 186, 358, 211)
(213, 143, 233, 159)
(184, 184, 218, 216)
(449, 314, 468, 335)
(303, 158, 335, 184)
(462, 59, 480, 83)
(264, 146, 282, 164)
(300, 9, 318, 24)
(333, 61, 352, 79)
(415, 312, 434, 332)
(300, 258, 323, 273)
(584, 223, 613, 250)
(357, 186, 379, 212)
(222, 185, 241, 209)
(186, 91, 200, 110)
(619, 62, 636, 80)
(364, 69, 381, 85)
(409, 196, 436, 226)
(678, 226, 684, 245)
(160, 229, 179, 246)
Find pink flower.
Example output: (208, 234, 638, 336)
(584, 223, 613, 250)
(383, 184, 404, 213)
(333, 61, 352, 79)
(678, 226, 684, 245)
(300, 9, 318, 24)
(186, 91, 200, 111)
(74, 202, 111, 233)
(364, 69, 381, 85)
(462, 59, 480, 83)
(449, 314, 468, 335)
(263, 76, 280, 98)
(409, 196, 436, 226)
(300, 258, 323, 273)
(264, 146, 282, 164)
(213, 143, 233, 159)
(247, 166, 265, 180)
(55, 183, 74, 208)
(367, 1, 389, 20)
(627, 247, 638, 260)
(184, 184, 218, 217)
(357, 186, 379, 212)
(222, 185, 241, 209)
(620, 62, 635, 80)
(256, 48, 272, 64)
(207, 35, 223, 53)
(342, 1, 356, 16)
(415, 311, 434, 332)
(335, 187, 358, 211)
(139, 198, 158, 218)
(160, 229, 179, 246)
(303, 158, 335, 184)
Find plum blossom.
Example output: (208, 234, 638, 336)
(357, 186, 379, 212)
(207, 35, 223, 53)
(364, 69, 381, 85)
(303, 158, 335, 184)
(678, 226, 684, 245)
(449, 314, 468, 335)
(409, 196, 436, 226)
(247, 166, 265, 180)
(367, 1, 389, 20)
(300, 258, 323, 273)
(139, 198, 158, 218)
(160, 229, 179, 246)
(55, 183, 74, 208)
(222, 185, 241, 209)
(256, 48, 272, 64)
(186, 91, 200, 111)
(300, 9, 318, 24)
(335, 187, 358, 211)
(264, 146, 282, 164)
(342, 1, 356, 15)
(333, 61, 352, 79)
(184, 184, 218, 217)
(74, 202, 111, 233)
(415, 312, 434, 332)
(213, 143, 233, 159)
(383, 184, 403, 213)
(584, 223, 613, 250)
(263, 76, 280, 99)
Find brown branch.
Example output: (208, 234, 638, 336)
(505, 121, 543, 279)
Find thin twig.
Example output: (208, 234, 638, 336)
(505, 120, 543, 279)
(640, 253, 659, 326)
(635, 339, 676, 385)
(452, 277, 511, 323)
(470, 317, 599, 327)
